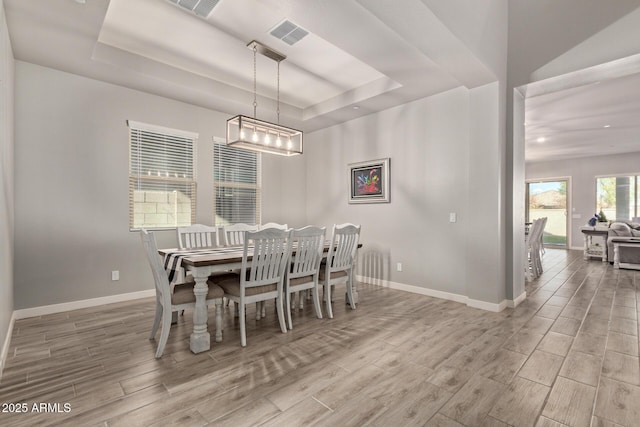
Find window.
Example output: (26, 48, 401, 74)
(128, 121, 197, 230)
(213, 142, 261, 226)
(596, 175, 640, 221)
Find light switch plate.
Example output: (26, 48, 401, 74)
(449, 212, 457, 223)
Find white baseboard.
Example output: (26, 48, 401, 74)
(357, 275, 517, 313)
(1, 311, 16, 380)
(507, 291, 527, 308)
(13, 289, 155, 320)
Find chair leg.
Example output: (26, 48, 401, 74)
(312, 286, 323, 319)
(214, 299, 223, 343)
(299, 291, 304, 310)
(346, 279, 356, 310)
(325, 284, 333, 319)
(150, 302, 162, 339)
(239, 303, 247, 347)
(286, 291, 294, 330)
(155, 309, 173, 358)
(255, 302, 261, 320)
(276, 295, 287, 334)
(261, 301, 266, 318)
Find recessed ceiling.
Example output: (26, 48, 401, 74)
(3, 0, 495, 132)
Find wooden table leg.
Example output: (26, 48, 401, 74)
(190, 274, 210, 353)
(583, 234, 589, 260)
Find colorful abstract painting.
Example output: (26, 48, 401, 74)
(349, 158, 390, 203)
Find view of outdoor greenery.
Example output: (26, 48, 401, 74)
(596, 176, 639, 221)
(527, 180, 567, 246)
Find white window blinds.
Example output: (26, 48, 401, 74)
(128, 121, 197, 230)
(213, 142, 261, 226)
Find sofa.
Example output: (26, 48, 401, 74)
(606, 220, 640, 264)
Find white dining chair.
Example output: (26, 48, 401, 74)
(211, 228, 292, 347)
(538, 216, 548, 256)
(140, 229, 224, 358)
(285, 226, 325, 329)
(177, 224, 222, 249)
(525, 218, 544, 280)
(320, 223, 361, 319)
(223, 223, 259, 246)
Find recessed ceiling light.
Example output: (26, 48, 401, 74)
(74, 0, 86, 3)
(603, 124, 611, 128)
(352, 106, 360, 110)
(537, 137, 546, 143)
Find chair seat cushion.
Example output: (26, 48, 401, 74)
(319, 269, 348, 281)
(289, 275, 314, 287)
(172, 281, 224, 305)
(210, 273, 278, 297)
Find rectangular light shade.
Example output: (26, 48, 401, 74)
(226, 115, 303, 156)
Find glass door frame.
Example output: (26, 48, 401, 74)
(525, 176, 572, 248)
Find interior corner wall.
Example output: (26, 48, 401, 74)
(0, 0, 16, 368)
(302, 87, 471, 298)
(13, 61, 300, 310)
(526, 151, 640, 249)
(466, 81, 506, 305)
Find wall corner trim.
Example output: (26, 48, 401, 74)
(0, 312, 17, 381)
(357, 275, 513, 313)
(13, 289, 155, 320)
(507, 291, 527, 308)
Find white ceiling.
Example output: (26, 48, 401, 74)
(4, 0, 496, 132)
(4, 0, 640, 159)
(525, 69, 640, 163)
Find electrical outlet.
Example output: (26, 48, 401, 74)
(111, 270, 119, 281)
(396, 262, 402, 272)
(449, 212, 457, 223)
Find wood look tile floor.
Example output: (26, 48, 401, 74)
(1, 249, 639, 426)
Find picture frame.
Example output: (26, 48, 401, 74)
(348, 158, 390, 204)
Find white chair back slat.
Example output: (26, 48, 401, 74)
(140, 230, 171, 308)
(177, 224, 220, 249)
(328, 223, 361, 272)
(291, 226, 325, 278)
(224, 223, 260, 246)
(242, 228, 292, 289)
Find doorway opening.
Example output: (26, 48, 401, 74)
(526, 179, 569, 247)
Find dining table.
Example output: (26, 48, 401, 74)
(158, 242, 361, 353)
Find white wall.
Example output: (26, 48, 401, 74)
(526, 152, 640, 248)
(14, 63, 512, 311)
(303, 83, 508, 308)
(304, 86, 470, 296)
(0, 0, 15, 372)
(13, 61, 302, 309)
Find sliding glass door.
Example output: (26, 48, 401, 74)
(526, 179, 568, 247)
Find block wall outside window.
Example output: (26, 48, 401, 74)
(128, 121, 197, 230)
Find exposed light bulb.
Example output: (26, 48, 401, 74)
(537, 137, 546, 143)
(287, 140, 292, 149)
(252, 132, 258, 142)
(276, 138, 282, 147)
(240, 129, 245, 139)
(265, 134, 271, 144)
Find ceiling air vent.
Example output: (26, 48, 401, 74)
(270, 20, 309, 45)
(167, 0, 220, 18)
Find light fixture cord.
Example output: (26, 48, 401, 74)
(277, 61, 280, 124)
(253, 44, 257, 119)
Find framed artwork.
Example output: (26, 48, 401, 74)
(348, 158, 390, 204)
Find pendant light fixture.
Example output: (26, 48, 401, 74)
(226, 40, 303, 156)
